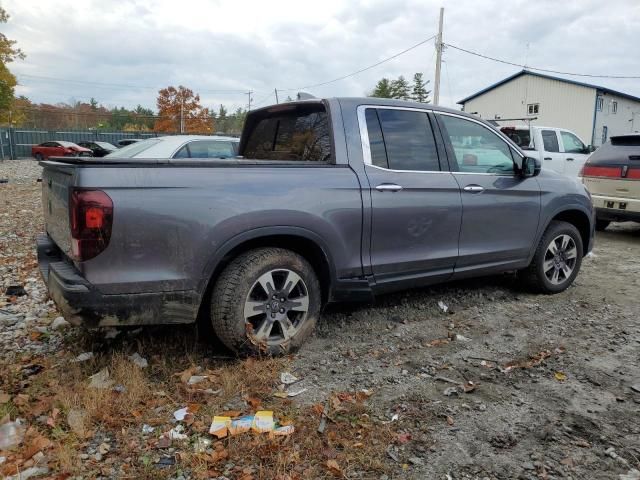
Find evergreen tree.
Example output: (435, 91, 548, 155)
(390, 75, 411, 100)
(411, 73, 431, 103)
(369, 78, 393, 98)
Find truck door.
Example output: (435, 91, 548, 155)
(540, 129, 564, 174)
(435, 113, 541, 274)
(558, 130, 590, 177)
(358, 106, 462, 290)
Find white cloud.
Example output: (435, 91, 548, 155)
(4, 0, 640, 111)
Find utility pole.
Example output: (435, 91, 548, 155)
(433, 7, 444, 106)
(274, 88, 279, 104)
(247, 91, 253, 111)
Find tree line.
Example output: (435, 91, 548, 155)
(369, 73, 431, 103)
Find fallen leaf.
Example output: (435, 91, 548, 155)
(446, 415, 454, 426)
(396, 432, 412, 444)
(22, 435, 51, 460)
(555, 372, 567, 381)
(0, 392, 10, 404)
(246, 396, 261, 410)
(326, 459, 343, 477)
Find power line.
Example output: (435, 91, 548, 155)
(279, 34, 437, 92)
(445, 43, 640, 79)
(16, 73, 255, 94)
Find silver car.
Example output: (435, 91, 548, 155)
(106, 135, 239, 159)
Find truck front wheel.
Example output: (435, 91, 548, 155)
(210, 247, 321, 356)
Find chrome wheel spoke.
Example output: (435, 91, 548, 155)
(551, 268, 560, 284)
(560, 235, 570, 250)
(543, 259, 555, 273)
(565, 247, 577, 259)
(253, 318, 273, 340)
(548, 241, 559, 255)
(243, 300, 266, 319)
(561, 264, 572, 278)
(288, 294, 309, 313)
(256, 271, 277, 296)
(283, 270, 302, 296)
(277, 317, 296, 340)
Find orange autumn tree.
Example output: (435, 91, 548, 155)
(154, 85, 212, 133)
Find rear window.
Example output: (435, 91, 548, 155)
(241, 104, 332, 162)
(105, 139, 162, 158)
(611, 135, 640, 146)
(501, 128, 532, 149)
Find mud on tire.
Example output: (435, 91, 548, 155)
(210, 247, 321, 356)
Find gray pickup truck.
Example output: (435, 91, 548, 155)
(37, 98, 595, 355)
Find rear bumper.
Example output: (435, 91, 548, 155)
(593, 194, 640, 223)
(37, 233, 199, 327)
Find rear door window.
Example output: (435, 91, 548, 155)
(187, 140, 236, 158)
(541, 130, 560, 152)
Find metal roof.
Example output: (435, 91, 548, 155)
(457, 69, 640, 105)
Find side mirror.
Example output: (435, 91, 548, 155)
(519, 156, 541, 177)
(588, 145, 596, 153)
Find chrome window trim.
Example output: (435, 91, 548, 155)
(357, 104, 447, 174)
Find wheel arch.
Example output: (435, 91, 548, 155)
(538, 207, 593, 258)
(197, 227, 335, 314)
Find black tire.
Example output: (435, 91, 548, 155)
(521, 220, 583, 294)
(210, 247, 321, 356)
(595, 219, 610, 231)
(34, 153, 43, 161)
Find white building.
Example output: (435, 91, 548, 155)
(458, 70, 640, 147)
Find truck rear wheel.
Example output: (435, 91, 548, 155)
(520, 220, 583, 294)
(210, 247, 321, 356)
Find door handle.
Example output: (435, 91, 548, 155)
(543, 157, 553, 161)
(375, 183, 403, 192)
(566, 157, 574, 161)
(463, 185, 484, 193)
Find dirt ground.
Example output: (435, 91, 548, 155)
(0, 159, 639, 480)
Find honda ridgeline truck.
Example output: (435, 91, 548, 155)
(38, 98, 595, 355)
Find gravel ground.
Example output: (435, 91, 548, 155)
(1, 159, 639, 479)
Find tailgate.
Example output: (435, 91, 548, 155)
(41, 161, 76, 257)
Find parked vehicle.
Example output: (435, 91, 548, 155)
(580, 134, 640, 230)
(105, 135, 239, 159)
(31, 141, 92, 160)
(37, 98, 594, 355)
(77, 141, 118, 157)
(117, 138, 144, 147)
(500, 125, 593, 177)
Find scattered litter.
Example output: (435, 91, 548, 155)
(168, 425, 188, 440)
(193, 437, 212, 453)
(502, 350, 553, 373)
(386, 445, 400, 462)
(112, 384, 126, 393)
(156, 435, 171, 448)
(173, 407, 189, 421)
(437, 300, 449, 313)
(142, 424, 155, 434)
(129, 353, 148, 368)
(88, 367, 114, 389)
(73, 352, 94, 363)
(444, 381, 476, 396)
(280, 372, 299, 385)
(391, 413, 399, 421)
(317, 402, 329, 434)
(187, 375, 207, 385)
(274, 387, 307, 398)
(208, 410, 293, 438)
(156, 456, 175, 467)
(0, 419, 25, 449)
(555, 372, 567, 381)
(21, 364, 44, 377)
(443, 386, 460, 397)
(5, 285, 27, 297)
(51, 316, 69, 330)
(455, 334, 471, 342)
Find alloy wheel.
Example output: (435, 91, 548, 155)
(543, 234, 577, 285)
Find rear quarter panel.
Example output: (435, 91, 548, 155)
(73, 165, 363, 295)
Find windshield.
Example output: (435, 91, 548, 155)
(57, 141, 79, 147)
(105, 139, 162, 158)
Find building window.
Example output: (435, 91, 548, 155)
(596, 96, 604, 111)
(612, 101, 618, 114)
(602, 126, 608, 144)
(527, 103, 539, 115)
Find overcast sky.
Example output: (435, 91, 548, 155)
(4, 0, 640, 112)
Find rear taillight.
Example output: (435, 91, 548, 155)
(580, 165, 622, 178)
(69, 189, 113, 261)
